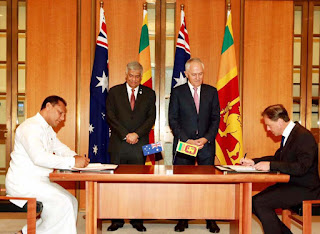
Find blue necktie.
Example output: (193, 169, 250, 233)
(280, 136, 285, 148)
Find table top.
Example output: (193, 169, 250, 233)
(49, 165, 290, 183)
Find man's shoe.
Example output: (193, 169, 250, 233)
(174, 220, 188, 232)
(107, 223, 124, 231)
(206, 220, 220, 233)
(130, 221, 146, 232)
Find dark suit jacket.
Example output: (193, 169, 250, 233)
(106, 83, 156, 161)
(169, 83, 220, 161)
(254, 122, 320, 190)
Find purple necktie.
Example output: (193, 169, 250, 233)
(194, 87, 199, 113)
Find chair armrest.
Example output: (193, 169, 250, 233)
(0, 196, 37, 233)
(0, 196, 36, 201)
(303, 200, 320, 216)
(303, 200, 320, 205)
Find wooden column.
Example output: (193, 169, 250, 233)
(242, 0, 293, 157)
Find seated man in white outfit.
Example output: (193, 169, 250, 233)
(5, 95, 90, 234)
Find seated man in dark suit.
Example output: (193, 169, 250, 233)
(241, 104, 320, 234)
(169, 58, 220, 233)
(106, 61, 156, 232)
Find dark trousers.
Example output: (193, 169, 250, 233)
(110, 152, 145, 165)
(253, 183, 319, 234)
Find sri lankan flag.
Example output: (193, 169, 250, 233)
(176, 141, 198, 157)
(215, 10, 243, 165)
(139, 6, 155, 165)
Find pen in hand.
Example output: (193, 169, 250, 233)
(241, 153, 247, 165)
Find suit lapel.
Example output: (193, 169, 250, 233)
(280, 123, 298, 160)
(284, 127, 296, 148)
(122, 83, 132, 111)
(199, 85, 207, 116)
(134, 85, 144, 111)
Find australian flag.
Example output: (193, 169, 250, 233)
(89, 7, 110, 163)
(171, 9, 191, 89)
(142, 142, 163, 156)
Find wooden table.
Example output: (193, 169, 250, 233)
(49, 165, 289, 234)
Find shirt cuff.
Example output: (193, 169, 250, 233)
(68, 157, 76, 168)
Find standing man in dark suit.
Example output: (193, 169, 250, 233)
(106, 61, 156, 232)
(241, 104, 320, 234)
(169, 58, 220, 233)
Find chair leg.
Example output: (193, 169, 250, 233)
(303, 201, 312, 234)
(27, 198, 37, 234)
(282, 209, 292, 229)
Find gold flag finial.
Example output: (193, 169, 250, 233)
(143, 2, 147, 10)
(181, 4, 184, 10)
(227, 1, 231, 11)
(100, 1, 104, 8)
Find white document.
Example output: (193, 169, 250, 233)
(215, 165, 234, 171)
(217, 165, 269, 173)
(72, 163, 118, 171)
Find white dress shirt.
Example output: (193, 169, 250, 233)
(282, 121, 295, 146)
(7, 112, 76, 179)
(126, 83, 139, 102)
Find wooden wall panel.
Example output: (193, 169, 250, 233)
(103, 0, 146, 88)
(26, 0, 77, 149)
(176, 0, 226, 86)
(243, 0, 293, 157)
(79, 0, 91, 157)
(78, 0, 93, 209)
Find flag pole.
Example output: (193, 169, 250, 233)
(143, 2, 147, 10)
(173, 140, 180, 165)
(227, 0, 231, 16)
(179, 3, 186, 54)
(100, 0, 103, 8)
(172, 3, 186, 165)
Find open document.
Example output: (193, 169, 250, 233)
(216, 165, 269, 173)
(72, 163, 118, 171)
